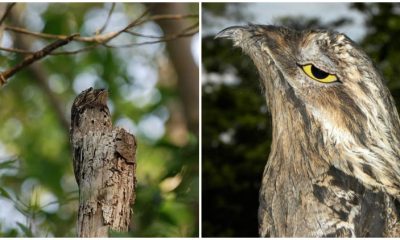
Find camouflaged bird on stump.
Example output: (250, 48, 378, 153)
(217, 25, 400, 237)
(70, 88, 137, 237)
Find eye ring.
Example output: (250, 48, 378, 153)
(300, 64, 339, 83)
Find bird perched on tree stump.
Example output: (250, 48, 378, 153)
(216, 25, 400, 237)
(70, 87, 137, 237)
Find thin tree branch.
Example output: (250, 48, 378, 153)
(97, 3, 115, 34)
(0, 29, 197, 55)
(0, 11, 198, 58)
(107, 30, 198, 48)
(3, 8, 150, 43)
(0, 34, 78, 86)
(124, 30, 165, 39)
(4, 13, 198, 44)
(0, 45, 91, 55)
(5, 25, 117, 43)
(0, 24, 198, 55)
(121, 6, 151, 31)
(50, 26, 197, 53)
(112, 21, 198, 47)
(6, 6, 70, 130)
(0, 3, 16, 26)
(135, 13, 198, 25)
(0, 45, 32, 54)
(125, 21, 198, 39)
(51, 44, 100, 55)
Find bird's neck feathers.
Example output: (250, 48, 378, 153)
(265, 81, 400, 197)
(219, 24, 400, 197)
(77, 107, 112, 133)
(266, 91, 331, 179)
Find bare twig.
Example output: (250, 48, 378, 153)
(2, 8, 150, 43)
(4, 13, 198, 45)
(112, 21, 198, 47)
(5, 25, 79, 41)
(0, 3, 16, 26)
(0, 22, 198, 56)
(51, 44, 100, 55)
(97, 3, 115, 34)
(0, 45, 32, 54)
(0, 10, 198, 59)
(5, 25, 115, 43)
(7, 6, 70, 129)
(135, 13, 198, 25)
(107, 30, 198, 48)
(0, 27, 198, 55)
(0, 34, 78, 86)
(124, 30, 164, 39)
(125, 21, 198, 39)
(122, 5, 151, 30)
(181, 21, 199, 33)
(51, 26, 198, 53)
(6, 25, 74, 40)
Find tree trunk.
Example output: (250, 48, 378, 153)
(70, 89, 137, 237)
(149, 3, 199, 137)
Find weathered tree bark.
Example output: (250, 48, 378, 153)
(70, 88, 137, 237)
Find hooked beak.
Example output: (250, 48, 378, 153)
(215, 26, 252, 48)
(215, 26, 247, 39)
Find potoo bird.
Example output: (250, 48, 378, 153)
(70, 87, 112, 184)
(70, 87, 136, 236)
(216, 25, 400, 237)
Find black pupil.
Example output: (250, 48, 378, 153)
(311, 65, 329, 79)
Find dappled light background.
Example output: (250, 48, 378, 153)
(0, 2, 198, 237)
(202, 3, 400, 237)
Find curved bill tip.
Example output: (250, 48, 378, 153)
(215, 26, 247, 40)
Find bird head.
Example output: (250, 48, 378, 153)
(72, 87, 109, 111)
(217, 24, 400, 197)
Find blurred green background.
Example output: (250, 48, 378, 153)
(0, 2, 199, 237)
(202, 3, 400, 237)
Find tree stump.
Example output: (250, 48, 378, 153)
(70, 88, 137, 237)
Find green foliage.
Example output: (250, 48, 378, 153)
(202, 35, 270, 237)
(202, 2, 400, 237)
(0, 2, 198, 237)
(351, 3, 400, 102)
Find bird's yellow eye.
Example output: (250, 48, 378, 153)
(301, 64, 338, 83)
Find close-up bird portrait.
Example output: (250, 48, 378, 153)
(217, 24, 400, 237)
(202, 2, 400, 237)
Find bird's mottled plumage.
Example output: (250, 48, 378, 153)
(217, 25, 400, 237)
(70, 87, 112, 185)
(70, 88, 137, 235)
